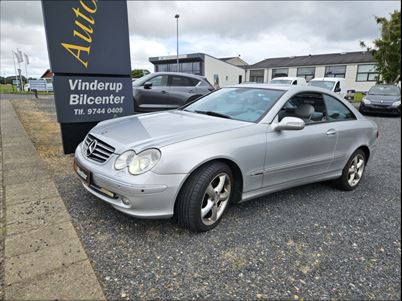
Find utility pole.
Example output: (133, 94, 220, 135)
(175, 14, 180, 72)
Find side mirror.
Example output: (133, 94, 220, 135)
(143, 82, 153, 89)
(273, 117, 305, 131)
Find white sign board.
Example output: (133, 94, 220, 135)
(29, 79, 48, 91)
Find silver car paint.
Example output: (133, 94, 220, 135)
(74, 85, 378, 218)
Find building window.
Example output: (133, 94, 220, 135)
(156, 62, 202, 75)
(272, 68, 288, 79)
(325, 65, 346, 78)
(157, 64, 169, 72)
(356, 64, 379, 82)
(297, 67, 315, 82)
(250, 69, 264, 83)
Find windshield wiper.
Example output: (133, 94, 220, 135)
(195, 110, 232, 119)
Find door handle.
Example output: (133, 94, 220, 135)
(326, 129, 337, 136)
(161, 90, 168, 94)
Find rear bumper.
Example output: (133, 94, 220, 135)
(359, 103, 401, 115)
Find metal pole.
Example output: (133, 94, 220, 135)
(24, 57, 29, 83)
(12, 51, 18, 91)
(175, 14, 179, 72)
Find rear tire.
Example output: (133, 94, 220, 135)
(175, 162, 233, 232)
(333, 149, 366, 191)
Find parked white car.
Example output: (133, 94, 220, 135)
(270, 77, 307, 86)
(309, 78, 347, 98)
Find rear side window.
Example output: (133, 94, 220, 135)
(324, 94, 356, 121)
(169, 75, 199, 87)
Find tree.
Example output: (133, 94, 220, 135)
(131, 69, 150, 78)
(361, 10, 401, 84)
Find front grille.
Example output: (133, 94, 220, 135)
(83, 134, 115, 163)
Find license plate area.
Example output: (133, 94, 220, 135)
(74, 160, 91, 185)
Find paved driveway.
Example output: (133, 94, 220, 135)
(9, 97, 402, 300)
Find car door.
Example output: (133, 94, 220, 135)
(136, 74, 175, 110)
(263, 92, 338, 188)
(322, 93, 361, 172)
(167, 75, 201, 106)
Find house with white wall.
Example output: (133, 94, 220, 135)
(149, 53, 246, 87)
(246, 51, 379, 92)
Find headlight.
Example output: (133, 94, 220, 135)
(392, 100, 401, 107)
(128, 149, 161, 175)
(362, 97, 371, 105)
(114, 150, 135, 170)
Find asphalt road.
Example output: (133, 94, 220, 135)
(10, 97, 402, 300)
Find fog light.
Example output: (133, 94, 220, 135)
(121, 197, 130, 205)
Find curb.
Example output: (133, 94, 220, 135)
(0, 99, 105, 300)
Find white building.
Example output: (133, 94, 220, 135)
(246, 51, 379, 92)
(149, 53, 247, 87)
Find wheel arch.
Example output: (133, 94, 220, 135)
(357, 145, 370, 162)
(174, 158, 244, 213)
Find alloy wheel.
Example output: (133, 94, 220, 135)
(348, 153, 365, 187)
(201, 172, 231, 226)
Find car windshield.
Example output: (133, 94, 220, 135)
(368, 85, 400, 96)
(271, 79, 292, 85)
(183, 87, 284, 122)
(309, 80, 335, 90)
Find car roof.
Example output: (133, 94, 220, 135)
(271, 77, 305, 81)
(310, 77, 345, 82)
(225, 83, 340, 95)
(151, 72, 206, 80)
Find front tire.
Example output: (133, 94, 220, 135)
(333, 149, 366, 191)
(175, 162, 233, 232)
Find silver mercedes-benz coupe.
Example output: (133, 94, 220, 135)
(74, 84, 378, 232)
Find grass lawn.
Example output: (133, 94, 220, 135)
(0, 83, 53, 95)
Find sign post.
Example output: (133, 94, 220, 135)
(41, 0, 134, 154)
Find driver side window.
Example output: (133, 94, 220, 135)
(278, 92, 327, 124)
(147, 75, 168, 87)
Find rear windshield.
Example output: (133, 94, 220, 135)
(271, 79, 292, 85)
(309, 80, 335, 90)
(368, 85, 400, 96)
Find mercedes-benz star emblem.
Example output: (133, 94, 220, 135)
(86, 140, 97, 156)
(380, 100, 384, 103)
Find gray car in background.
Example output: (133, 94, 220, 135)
(359, 84, 401, 115)
(74, 85, 378, 232)
(132, 72, 214, 112)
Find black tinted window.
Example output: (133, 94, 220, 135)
(169, 76, 199, 87)
(324, 94, 355, 121)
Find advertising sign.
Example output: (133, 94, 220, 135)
(53, 76, 133, 123)
(42, 0, 131, 75)
(42, 0, 133, 153)
(29, 79, 48, 91)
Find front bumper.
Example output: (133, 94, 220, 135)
(74, 143, 187, 219)
(359, 102, 401, 115)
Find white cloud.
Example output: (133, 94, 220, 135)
(0, 1, 399, 78)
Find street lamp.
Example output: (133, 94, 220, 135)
(175, 14, 180, 72)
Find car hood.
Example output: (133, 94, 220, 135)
(90, 110, 250, 154)
(366, 94, 400, 105)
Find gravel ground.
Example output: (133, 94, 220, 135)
(10, 97, 402, 300)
